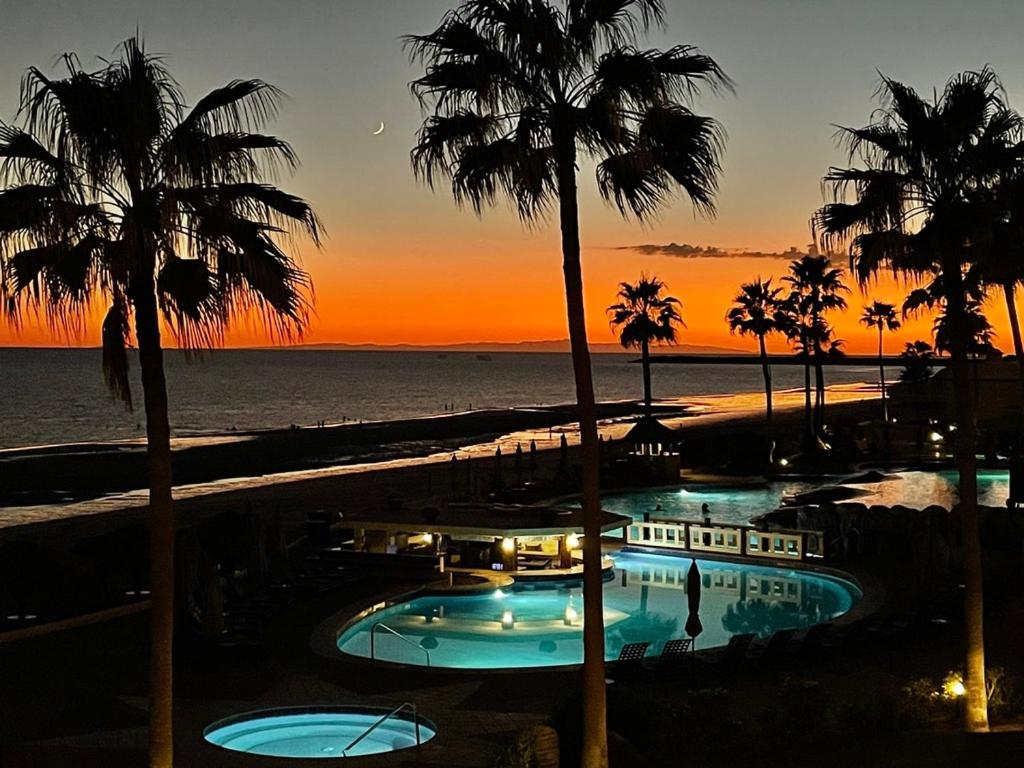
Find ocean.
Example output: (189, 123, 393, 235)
(0, 348, 871, 449)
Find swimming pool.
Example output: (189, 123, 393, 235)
(337, 552, 860, 669)
(589, 480, 826, 531)
(204, 707, 436, 759)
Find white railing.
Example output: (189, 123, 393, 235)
(370, 622, 431, 666)
(342, 702, 421, 756)
(625, 519, 823, 561)
(626, 520, 689, 550)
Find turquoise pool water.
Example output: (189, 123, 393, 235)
(337, 552, 860, 669)
(595, 481, 825, 527)
(204, 708, 435, 758)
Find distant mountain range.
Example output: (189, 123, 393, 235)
(281, 339, 745, 354)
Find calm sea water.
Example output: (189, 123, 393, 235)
(0, 349, 870, 449)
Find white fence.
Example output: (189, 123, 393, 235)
(625, 519, 825, 561)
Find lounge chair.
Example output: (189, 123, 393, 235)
(613, 641, 650, 676)
(656, 637, 693, 671)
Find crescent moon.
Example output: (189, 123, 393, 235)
(372, 121, 385, 136)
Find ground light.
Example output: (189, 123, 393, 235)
(942, 673, 966, 699)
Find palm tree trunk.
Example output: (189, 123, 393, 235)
(641, 338, 652, 418)
(814, 354, 825, 438)
(1004, 281, 1023, 359)
(759, 334, 774, 463)
(133, 275, 175, 768)
(555, 135, 607, 768)
(945, 262, 989, 732)
(803, 357, 812, 450)
(879, 327, 890, 456)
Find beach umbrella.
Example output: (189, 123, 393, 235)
(685, 559, 703, 641)
(559, 433, 569, 468)
(514, 443, 524, 481)
(529, 439, 538, 470)
(450, 454, 458, 493)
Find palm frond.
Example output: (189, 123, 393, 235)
(178, 79, 282, 135)
(101, 292, 133, 408)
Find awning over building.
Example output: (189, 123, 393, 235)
(342, 502, 631, 539)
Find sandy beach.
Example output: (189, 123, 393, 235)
(0, 384, 878, 542)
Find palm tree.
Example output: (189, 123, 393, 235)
(774, 293, 815, 446)
(985, 173, 1024, 358)
(860, 301, 901, 432)
(898, 340, 935, 384)
(0, 39, 319, 767)
(816, 68, 1023, 731)
(933, 299, 997, 358)
(607, 274, 683, 416)
(726, 278, 784, 441)
(406, 3, 729, 763)
(782, 255, 848, 440)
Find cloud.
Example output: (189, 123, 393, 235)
(616, 242, 815, 260)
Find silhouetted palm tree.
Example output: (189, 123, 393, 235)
(983, 170, 1024, 357)
(726, 278, 784, 440)
(406, 3, 729, 763)
(860, 301, 901, 430)
(0, 39, 319, 767)
(607, 274, 683, 416)
(933, 300, 997, 358)
(782, 255, 848, 441)
(816, 68, 1023, 731)
(898, 340, 935, 384)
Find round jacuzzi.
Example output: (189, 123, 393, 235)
(204, 706, 436, 759)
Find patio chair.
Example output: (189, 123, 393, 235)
(656, 637, 693, 672)
(612, 641, 650, 678)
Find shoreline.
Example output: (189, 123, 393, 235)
(0, 385, 879, 542)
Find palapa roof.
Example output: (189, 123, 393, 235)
(624, 416, 680, 446)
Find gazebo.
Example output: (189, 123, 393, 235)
(622, 416, 681, 482)
(624, 416, 680, 457)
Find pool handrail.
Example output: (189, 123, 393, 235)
(342, 701, 420, 756)
(370, 621, 432, 666)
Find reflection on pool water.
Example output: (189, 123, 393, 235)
(594, 470, 1010, 529)
(204, 708, 436, 758)
(337, 552, 861, 669)
(591, 480, 826, 532)
(848, 469, 1009, 509)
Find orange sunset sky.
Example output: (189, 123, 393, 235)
(3, 0, 1024, 355)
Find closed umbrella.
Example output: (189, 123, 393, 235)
(529, 439, 538, 471)
(685, 559, 703, 642)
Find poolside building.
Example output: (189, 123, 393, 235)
(336, 502, 631, 575)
